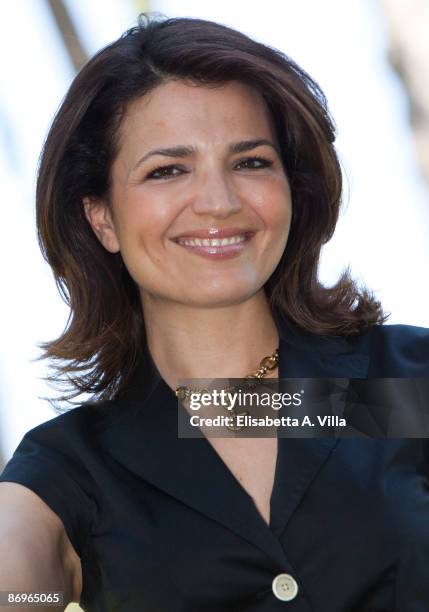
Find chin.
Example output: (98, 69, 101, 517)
(178, 284, 262, 308)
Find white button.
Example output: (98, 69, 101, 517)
(272, 573, 299, 601)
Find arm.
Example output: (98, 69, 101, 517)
(0, 482, 82, 611)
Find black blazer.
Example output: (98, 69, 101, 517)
(1, 313, 429, 612)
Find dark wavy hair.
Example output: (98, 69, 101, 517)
(35, 13, 389, 408)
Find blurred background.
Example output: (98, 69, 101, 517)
(0, 2, 428, 607)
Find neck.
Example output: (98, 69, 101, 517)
(140, 290, 279, 391)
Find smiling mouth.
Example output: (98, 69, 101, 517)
(176, 234, 247, 247)
(172, 232, 255, 260)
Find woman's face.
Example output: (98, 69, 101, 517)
(85, 79, 292, 308)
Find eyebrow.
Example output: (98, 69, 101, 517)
(132, 138, 278, 171)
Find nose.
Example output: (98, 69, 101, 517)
(190, 165, 242, 218)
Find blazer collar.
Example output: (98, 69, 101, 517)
(115, 308, 371, 405)
(98, 310, 370, 567)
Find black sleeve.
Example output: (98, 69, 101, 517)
(0, 413, 97, 558)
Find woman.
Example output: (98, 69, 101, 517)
(1, 14, 428, 612)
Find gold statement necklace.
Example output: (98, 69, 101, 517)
(175, 348, 279, 431)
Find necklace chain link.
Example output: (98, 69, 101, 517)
(175, 348, 279, 432)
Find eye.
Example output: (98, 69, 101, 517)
(234, 156, 273, 170)
(146, 164, 187, 180)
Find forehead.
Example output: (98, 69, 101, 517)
(117, 79, 275, 153)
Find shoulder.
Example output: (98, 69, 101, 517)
(275, 310, 429, 377)
(8, 404, 100, 465)
(14, 397, 122, 452)
(0, 395, 127, 492)
(367, 322, 429, 376)
(0, 400, 119, 557)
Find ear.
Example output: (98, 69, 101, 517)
(83, 197, 121, 254)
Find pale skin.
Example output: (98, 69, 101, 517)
(0, 79, 292, 607)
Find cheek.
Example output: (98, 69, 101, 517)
(117, 197, 171, 252)
(253, 183, 292, 231)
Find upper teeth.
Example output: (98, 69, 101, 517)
(177, 235, 247, 247)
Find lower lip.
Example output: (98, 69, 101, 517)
(173, 233, 254, 260)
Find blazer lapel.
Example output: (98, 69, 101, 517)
(99, 352, 288, 566)
(269, 311, 371, 538)
(98, 310, 371, 563)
